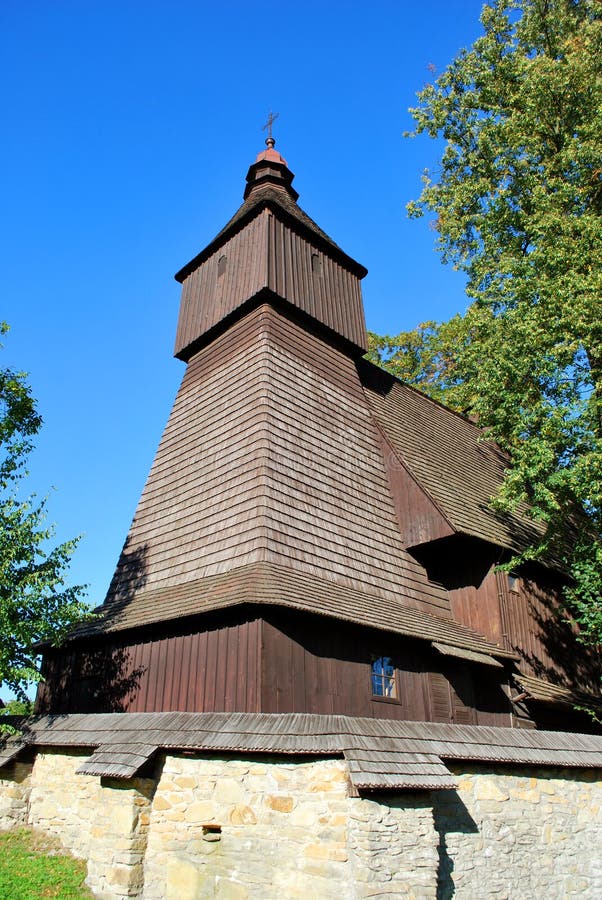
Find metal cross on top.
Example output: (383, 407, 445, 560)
(262, 111, 279, 140)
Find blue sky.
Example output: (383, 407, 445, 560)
(1, 0, 486, 611)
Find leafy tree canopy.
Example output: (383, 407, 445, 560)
(0, 324, 90, 703)
(369, 0, 602, 641)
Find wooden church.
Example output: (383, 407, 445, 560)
(36, 138, 600, 732)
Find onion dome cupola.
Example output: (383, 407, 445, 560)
(173, 137, 369, 361)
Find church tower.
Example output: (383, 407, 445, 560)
(37, 138, 594, 732)
(94, 138, 452, 626)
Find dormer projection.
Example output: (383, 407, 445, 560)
(173, 138, 368, 361)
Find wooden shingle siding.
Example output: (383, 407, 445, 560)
(109, 308, 273, 597)
(103, 303, 452, 620)
(72, 563, 513, 662)
(259, 309, 450, 615)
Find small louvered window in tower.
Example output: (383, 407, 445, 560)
(371, 656, 398, 699)
(507, 574, 520, 593)
(217, 254, 227, 278)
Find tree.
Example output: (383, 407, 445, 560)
(371, 0, 602, 641)
(0, 324, 90, 703)
(367, 317, 480, 413)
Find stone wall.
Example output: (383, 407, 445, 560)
(435, 764, 602, 898)
(17, 749, 155, 899)
(347, 794, 438, 896)
(142, 755, 440, 899)
(0, 758, 33, 830)
(144, 755, 352, 900)
(0, 749, 601, 898)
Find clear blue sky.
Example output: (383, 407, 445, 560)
(1, 0, 486, 610)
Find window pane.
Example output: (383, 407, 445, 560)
(371, 673, 384, 696)
(371, 657, 397, 699)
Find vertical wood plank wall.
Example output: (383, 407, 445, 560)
(37, 611, 512, 726)
(448, 565, 596, 691)
(174, 209, 367, 360)
(259, 613, 512, 727)
(175, 212, 269, 357)
(498, 572, 598, 690)
(38, 617, 261, 714)
(448, 568, 506, 646)
(374, 426, 455, 550)
(267, 214, 366, 349)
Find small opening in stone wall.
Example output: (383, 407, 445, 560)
(202, 824, 222, 842)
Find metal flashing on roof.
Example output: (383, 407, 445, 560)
(432, 642, 504, 669)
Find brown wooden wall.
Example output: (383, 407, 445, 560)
(174, 208, 367, 361)
(498, 570, 599, 692)
(37, 608, 513, 726)
(375, 425, 455, 550)
(266, 212, 366, 351)
(448, 567, 506, 647)
(37, 615, 261, 715)
(447, 559, 597, 693)
(175, 211, 269, 359)
(259, 611, 512, 727)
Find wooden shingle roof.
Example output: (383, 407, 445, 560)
(73, 560, 516, 661)
(360, 360, 545, 555)
(65, 303, 523, 664)
(4, 713, 602, 791)
(58, 146, 563, 678)
(514, 672, 602, 711)
(0, 735, 27, 769)
(175, 179, 367, 285)
(55, 287, 556, 670)
(95, 305, 461, 625)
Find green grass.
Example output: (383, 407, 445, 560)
(0, 829, 93, 900)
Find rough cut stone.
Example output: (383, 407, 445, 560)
(0, 750, 601, 898)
